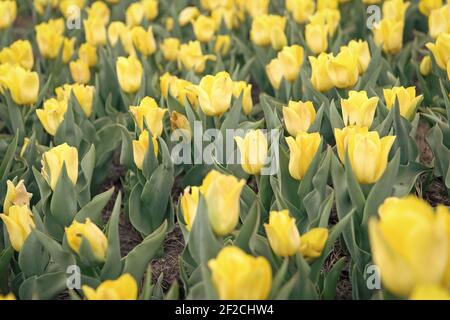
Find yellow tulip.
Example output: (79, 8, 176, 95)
(208, 246, 272, 300)
(286, 132, 321, 180)
(232, 81, 253, 115)
(0, 205, 35, 252)
(129, 97, 167, 136)
(420, 56, 432, 76)
(34, 0, 59, 14)
(35, 19, 65, 59)
(142, 0, 158, 21)
(305, 22, 328, 55)
(170, 111, 192, 141)
(55, 83, 95, 117)
(4, 65, 40, 105)
(343, 39, 371, 75)
(373, 18, 404, 54)
(0, 293, 16, 300)
(65, 218, 108, 262)
(264, 210, 300, 257)
(309, 53, 334, 92)
(61, 37, 75, 64)
(132, 130, 159, 170)
(116, 56, 142, 94)
(200, 170, 245, 236)
(436, 205, 450, 287)
(309, 8, 341, 36)
(70, 59, 91, 84)
(363, 0, 381, 3)
(419, 0, 443, 16)
(165, 17, 174, 31)
(244, 0, 270, 18)
(86, 1, 110, 25)
(131, 26, 157, 56)
(266, 45, 304, 89)
(36, 98, 68, 136)
(250, 15, 286, 47)
(84, 17, 106, 47)
(59, 0, 85, 18)
(448, 60, 450, 81)
(383, 0, 410, 21)
(369, 196, 448, 296)
(282, 100, 316, 136)
(426, 33, 450, 70)
(410, 285, 450, 300)
(0, 0, 16, 29)
(211, 7, 239, 30)
(83, 274, 138, 300)
(178, 41, 216, 74)
(107, 21, 127, 46)
(214, 35, 231, 55)
(126, 2, 144, 27)
(179, 6, 200, 26)
(299, 228, 328, 259)
(160, 73, 197, 106)
(428, 4, 450, 39)
(187, 71, 233, 116)
(341, 91, 378, 127)
(235, 130, 268, 175)
(270, 26, 288, 51)
(317, 0, 338, 10)
(383, 86, 423, 120)
(3, 180, 32, 216)
(192, 15, 216, 43)
(286, 0, 315, 24)
(180, 186, 199, 230)
(0, 40, 34, 70)
(346, 131, 396, 184)
(334, 125, 370, 162)
(161, 38, 180, 61)
(79, 42, 98, 67)
(327, 49, 360, 89)
(41, 143, 78, 190)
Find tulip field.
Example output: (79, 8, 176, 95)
(1, 0, 450, 302)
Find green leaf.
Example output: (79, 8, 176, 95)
(50, 163, 77, 227)
(74, 188, 114, 226)
(18, 232, 50, 278)
(32, 229, 76, 269)
(322, 257, 346, 300)
(19, 271, 67, 300)
(234, 201, 260, 254)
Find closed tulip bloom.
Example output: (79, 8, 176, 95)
(264, 210, 301, 257)
(419, 0, 442, 16)
(116, 56, 142, 93)
(309, 53, 334, 92)
(232, 81, 253, 115)
(208, 246, 272, 300)
(142, 0, 158, 21)
(83, 274, 138, 300)
(179, 6, 200, 26)
(341, 91, 378, 127)
(0, 205, 35, 252)
(161, 38, 180, 61)
(235, 130, 268, 175)
(426, 33, 450, 70)
(309, 9, 341, 36)
(86, 1, 110, 25)
(65, 218, 108, 262)
(188, 72, 233, 116)
(299, 228, 328, 259)
(0, 0, 16, 29)
(165, 17, 174, 31)
(266, 45, 304, 89)
(334, 125, 370, 162)
(211, 7, 239, 30)
(327, 49, 360, 89)
(59, 0, 85, 18)
(126, 2, 144, 26)
(3, 180, 32, 216)
(369, 196, 448, 296)
(373, 18, 404, 54)
(0, 293, 16, 300)
(4, 65, 39, 105)
(178, 41, 216, 74)
(170, 111, 192, 140)
(132, 130, 159, 170)
(283, 100, 316, 136)
(36, 98, 68, 136)
(62, 37, 75, 63)
(107, 21, 127, 46)
(131, 26, 157, 56)
(55, 84, 95, 117)
(193, 15, 216, 43)
(84, 17, 107, 46)
(270, 25, 288, 51)
(41, 143, 78, 190)
(244, 0, 270, 18)
(286, 132, 321, 180)
(160, 73, 198, 107)
(214, 35, 231, 55)
(305, 23, 328, 55)
(79, 43, 98, 67)
(383, 0, 410, 21)
(250, 15, 286, 47)
(35, 19, 64, 59)
(286, 0, 315, 24)
(200, 170, 245, 236)
(0, 40, 34, 70)
(130, 97, 167, 136)
(346, 131, 396, 184)
(420, 56, 432, 76)
(344, 40, 371, 75)
(410, 285, 450, 300)
(383, 86, 423, 120)
(428, 4, 450, 39)
(70, 59, 91, 84)
(180, 186, 200, 230)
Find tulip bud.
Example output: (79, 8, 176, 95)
(55, 84, 95, 117)
(142, 0, 158, 21)
(235, 130, 268, 175)
(299, 228, 328, 259)
(383, 0, 410, 21)
(132, 130, 159, 170)
(0, 40, 34, 70)
(107, 21, 127, 46)
(79, 42, 98, 67)
(36, 98, 68, 136)
(126, 2, 144, 26)
(180, 186, 199, 230)
(383, 86, 423, 120)
(165, 17, 174, 31)
(373, 18, 404, 55)
(287, 0, 315, 24)
(419, 56, 432, 76)
(3, 180, 32, 216)
(131, 26, 157, 56)
(344, 39, 371, 75)
(116, 56, 143, 94)
(266, 45, 304, 89)
(4, 65, 40, 105)
(428, 4, 450, 39)
(178, 41, 216, 74)
(410, 285, 450, 300)
(62, 37, 75, 64)
(309, 8, 340, 36)
(170, 111, 192, 140)
(200, 170, 245, 236)
(0, 293, 15, 300)
(0, 0, 16, 29)
(250, 15, 286, 47)
(341, 91, 378, 127)
(70, 59, 91, 84)
(327, 49, 360, 89)
(84, 16, 107, 46)
(193, 15, 216, 43)
(208, 246, 272, 300)
(245, 0, 270, 18)
(305, 22, 328, 55)
(161, 38, 180, 61)
(214, 35, 231, 55)
(178, 6, 200, 26)
(86, 1, 110, 25)
(35, 19, 65, 59)
(270, 26, 287, 51)
(419, 0, 443, 16)
(309, 53, 334, 92)
(232, 81, 253, 115)
(426, 33, 450, 70)
(0, 205, 35, 252)
(129, 97, 167, 136)
(286, 132, 321, 180)
(264, 210, 301, 257)
(334, 126, 368, 163)
(211, 7, 239, 30)
(282, 100, 316, 136)
(83, 273, 138, 300)
(41, 143, 79, 190)
(59, 0, 85, 19)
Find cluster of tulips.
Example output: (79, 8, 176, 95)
(0, 0, 450, 300)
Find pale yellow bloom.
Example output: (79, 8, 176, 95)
(264, 210, 301, 257)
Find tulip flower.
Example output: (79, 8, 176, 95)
(208, 246, 272, 300)
(36, 98, 68, 136)
(142, 0, 158, 21)
(161, 38, 180, 61)
(0, 0, 16, 29)
(192, 15, 216, 43)
(428, 4, 450, 39)
(160, 73, 197, 107)
(178, 6, 200, 26)
(70, 59, 91, 84)
(4, 65, 40, 105)
(309, 8, 341, 36)
(382, 0, 410, 21)
(0, 205, 35, 252)
(107, 21, 127, 46)
(211, 7, 239, 30)
(420, 56, 432, 76)
(116, 56, 143, 94)
(282, 100, 316, 136)
(214, 35, 231, 55)
(305, 22, 328, 55)
(448, 60, 450, 81)
(41, 143, 79, 190)
(3, 180, 32, 216)
(200, 170, 245, 236)
(341, 91, 378, 127)
(266, 45, 304, 89)
(309, 53, 334, 92)
(286, 132, 322, 180)
(426, 33, 450, 70)
(250, 15, 287, 47)
(235, 130, 268, 175)
(86, 1, 110, 25)
(126, 2, 144, 26)
(286, 0, 315, 24)
(232, 81, 253, 115)
(373, 18, 404, 55)
(264, 210, 301, 257)
(383, 86, 423, 120)
(129, 97, 167, 136)
(327, 49, 360, 89)
(59, 0, 85, 19)
(84, 16, 107, 46)
(170, 111, 192, 140)
(83, 274, 138, 300)
(62, 37, 75, 64)
(132, 130, 159, 170)
(180, 186, 200, 230)
(79, 42, 98, 67)
(0, 40, 34, 70)
(334, 126, 370, 162)
(178, 41, 216, 74)
(188, 72, 233, 116)
(419, 0, 443, 16)
(343, 40, 371, 75)
(369, 196, 448, 296)
(410, 285, 450, 300)
(55, 83, 95, 117)
(0, 293, 16, 300)
(166, 17, 174, 31)
(65, 218, 108, 262)
(35, 19, 65, 59)
(131, 26, 157, 56)
(299, 228, 328, 259)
